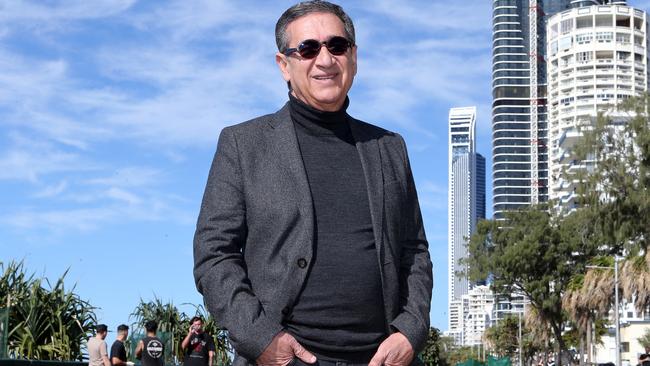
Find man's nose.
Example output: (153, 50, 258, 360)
(314, 44, 335, 67)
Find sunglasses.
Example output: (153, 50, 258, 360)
(282, 36, 353, 59)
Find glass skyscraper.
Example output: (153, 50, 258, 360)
(492, 0, 572, 218)
(447, 107, 486, 331)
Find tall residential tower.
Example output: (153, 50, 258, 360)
(547, 1, 648, 209)
(492, 0, 573, 218)
(448, 106, 486, 332)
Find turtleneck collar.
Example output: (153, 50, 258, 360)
(288, 93, 351, 136)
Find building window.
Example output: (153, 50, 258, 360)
(550, 41, 558, 56)
(577, 51, 592, 63)
(576, 33, 592, 45)
(621, 342, 630, 353)
(559, 36, 572, 51)
(576, 16, 593, 29)
(616, 33, 630, 44)
(596, 32, 613, 43)
(595, 15, 613, 27)
(561, 19, 573, 34)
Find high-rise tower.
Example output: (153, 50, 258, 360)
(547, 1, 647, 209)
(492, 0, 573, 218)
(448, 107, 486, 332)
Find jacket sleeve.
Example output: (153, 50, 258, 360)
(389, 134, 433, 354)
(193, 127, 283, 361)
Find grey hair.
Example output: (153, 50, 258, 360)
(275, 1, 356, 52)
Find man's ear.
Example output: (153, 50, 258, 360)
(351, 45, 358, 76)
(276, 53, 291, 82)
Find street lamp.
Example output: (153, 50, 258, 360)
(586, 256, 620, 366)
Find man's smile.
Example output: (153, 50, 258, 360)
(312, 73, 338, 81)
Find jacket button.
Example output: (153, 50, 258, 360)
(282, 307, 291, 315)
(297, 258, 307, 268)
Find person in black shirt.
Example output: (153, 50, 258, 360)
(110, 324, 129, 366)
(135, 320, 164, 366)
(181, 316, 215, 366)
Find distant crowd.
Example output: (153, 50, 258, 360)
(87, 316, 216, 366)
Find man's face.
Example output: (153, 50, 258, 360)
(99, 331, 107, 340)
(276, 12, 357, 112)
(192, 320, 203, 333)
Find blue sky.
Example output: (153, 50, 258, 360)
(3, 0, 649, 346)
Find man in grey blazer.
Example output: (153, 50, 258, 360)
(193, 2, 432, 366)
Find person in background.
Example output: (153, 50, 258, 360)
(87, 324, 111, 366)
(182, 316, 216, 366)
(135, 320, 164, 366)
(110, 324, 129, 366)
(638, 353, 650, 366)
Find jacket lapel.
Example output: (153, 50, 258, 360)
(349, 118, 386, 267)
(267, 103, 314, 233)
(266, 104, 315, 309)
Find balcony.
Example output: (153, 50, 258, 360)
(558, 128, 582, 149)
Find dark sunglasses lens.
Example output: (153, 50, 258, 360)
(298, 40, 321, 59)
(327, 37, 350, 55)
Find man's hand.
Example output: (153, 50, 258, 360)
(256, 332, 316, 366)
(368, 332, 414, 366)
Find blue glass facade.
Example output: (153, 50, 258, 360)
(492, 0, 571, 218)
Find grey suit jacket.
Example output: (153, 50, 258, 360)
(193, 103, 432, 365)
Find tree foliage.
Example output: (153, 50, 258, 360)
(0, 260, 96, 361)
(468, 94, 650, 364)
(572, 94, 650, 255)
(420, 327, 483, 366)
(466, 206, 600, 365)
(420, 327, 445, 366)
(484, 316, 519, 358)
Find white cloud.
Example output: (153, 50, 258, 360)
(125, 0, 273, 43)
(3, 207, 115, 232)
(2, 190, 193, 233)
(0, 147, 81, 183)
(359, 0, 491, 33)
(0, 0, 136, 22)
(0, 0, 497, 236)
(0, 1, 494, 150)
(33, 181, 69, 198)
(85, 167, 162, 188)
(416, 180, 448, 212)
(105, 187, 142, 205)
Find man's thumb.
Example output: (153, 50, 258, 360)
(368, 349, 386, 366)
(291, 339, 317, 364)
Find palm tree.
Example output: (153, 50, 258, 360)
(621, 251, 650, 313)
(0, 260, 96, 361)
(524, 306, 553, 365)
(563, 274, 590, 366)
(562, 264, 614, 366)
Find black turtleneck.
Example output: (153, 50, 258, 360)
(285, 94, 386, 362)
